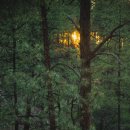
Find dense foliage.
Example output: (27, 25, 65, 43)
(0, 0, 130, 130)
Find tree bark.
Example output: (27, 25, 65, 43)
(24, 97, 31, 130)
(12, 27, 19, 130)
(117, 5, 122, 130)
(79, 0, 92, 130)
(117, 29, 121, 130)
(41, 1, 50, 68)
(41, 1, 56, 130)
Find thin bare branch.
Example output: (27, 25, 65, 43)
(92, 21, 130, 56)
(67, 16, 80, 32)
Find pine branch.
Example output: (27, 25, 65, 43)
(96, 52, 122, 64)
(68, 0, 76, 4)
(51, 63, 80, 78)
(14, 22, 27, 31)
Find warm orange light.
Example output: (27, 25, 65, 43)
(72, 32, 77, 40)
(71, 31, 102, 46)
(71, 31, 80, 47)
(91, 32, 102, 44)
(55, 31, 102, 48)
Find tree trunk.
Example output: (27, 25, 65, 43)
(12, 28, 19, 130)
(41, 1, 50, 68)
(79, 0, 92, 130)
(117, 5, 121, 130)
(117, 29, 121, 130)
(99, 116, 104, 130)
(24, 97, 31, 130)
(41, 1, 56, 130)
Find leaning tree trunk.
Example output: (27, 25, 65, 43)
(41, 1, 56, 130)
(79, 0, 92, 130)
